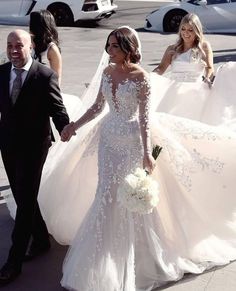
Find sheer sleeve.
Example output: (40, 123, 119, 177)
(74, 75, 106, 130)
(138, 76, 152, 157)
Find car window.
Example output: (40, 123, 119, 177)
(207, 0, 229, 4)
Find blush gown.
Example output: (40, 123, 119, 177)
(4, 50, 236, 290)
(151, 49, 236, 130)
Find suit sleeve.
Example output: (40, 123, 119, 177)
(47, 72, 70, 134)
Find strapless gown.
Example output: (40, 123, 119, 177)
(151, 50, 236, 130)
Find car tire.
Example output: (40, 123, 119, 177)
(163, 9, 187, 32)
(48, 3, 74, 26)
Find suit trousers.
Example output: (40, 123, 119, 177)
(1, 143, 50, 267)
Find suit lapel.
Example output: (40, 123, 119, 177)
(22, 60, 38, 86)
(15, 60, 38, 104)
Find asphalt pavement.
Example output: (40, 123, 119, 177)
(1, 1, 236, 290)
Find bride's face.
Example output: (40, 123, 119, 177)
(106, 35, 127, 64)
(180, 23, 196, 45)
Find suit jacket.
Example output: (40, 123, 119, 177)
(0, 60, 69, 150)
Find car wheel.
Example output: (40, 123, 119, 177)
(163, 9, 187, 32)
(48, 3, 74, 26)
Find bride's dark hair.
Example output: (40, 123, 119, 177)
(105, 27, 141, 64)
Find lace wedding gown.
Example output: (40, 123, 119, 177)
(57, 71, 236, 290)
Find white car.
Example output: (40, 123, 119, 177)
(145, 0, 236, 33)
(0, 0, 117, 26)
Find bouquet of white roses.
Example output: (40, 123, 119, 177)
(117, 145, 162, 215)
(117, 167, 160, 215)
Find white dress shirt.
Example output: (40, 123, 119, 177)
(9, 57, 33, 95)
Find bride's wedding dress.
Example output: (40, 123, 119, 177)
(55, 69, 236, 290)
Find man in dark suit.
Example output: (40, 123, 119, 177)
(0, 29, 70, 285)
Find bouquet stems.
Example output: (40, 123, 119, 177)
(152, 145, 162, 160)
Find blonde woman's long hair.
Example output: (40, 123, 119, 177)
(173, 13, 206, 61)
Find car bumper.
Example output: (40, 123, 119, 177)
(79, 4, 117, 20)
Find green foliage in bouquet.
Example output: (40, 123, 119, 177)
(152, 145, 162, 160)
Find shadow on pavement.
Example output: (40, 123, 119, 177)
(0, 204, 68, 291)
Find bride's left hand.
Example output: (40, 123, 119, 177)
(143, 154, 156, 174)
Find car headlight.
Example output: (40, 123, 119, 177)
(146, 20, 152, 28)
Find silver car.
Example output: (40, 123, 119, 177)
(145, 0, 236, 33)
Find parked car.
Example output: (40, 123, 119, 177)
(145, 0, 236, 33)
(0, 0, 117, 26)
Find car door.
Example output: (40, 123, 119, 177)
(195, 0, 236, 32)
(0, 0, 34, 16)
(19, 0, 36, 16)
(0, 0, 23, 16)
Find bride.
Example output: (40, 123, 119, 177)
(39, 25, 236, 290)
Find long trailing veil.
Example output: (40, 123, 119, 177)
(37, 57, 236, 247)
(38, 51, 110, 244)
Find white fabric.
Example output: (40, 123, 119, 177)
(151, 50, 236, 129)
(37, 51, 109, 243)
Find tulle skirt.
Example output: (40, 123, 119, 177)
(60, 112, 236, 290)
(150, 61, 236, 130)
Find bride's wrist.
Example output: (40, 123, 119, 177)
(144, 151, 151, 158)
(71, 121, 77, 132)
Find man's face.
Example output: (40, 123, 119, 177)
(7, 32, 32, 68)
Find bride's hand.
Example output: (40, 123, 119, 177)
(143, 154, 156, 174)
(61, 122, 76, 142)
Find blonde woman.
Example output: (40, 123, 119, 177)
(153, 13, 214, 87)
(151, 13, 236, 128)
